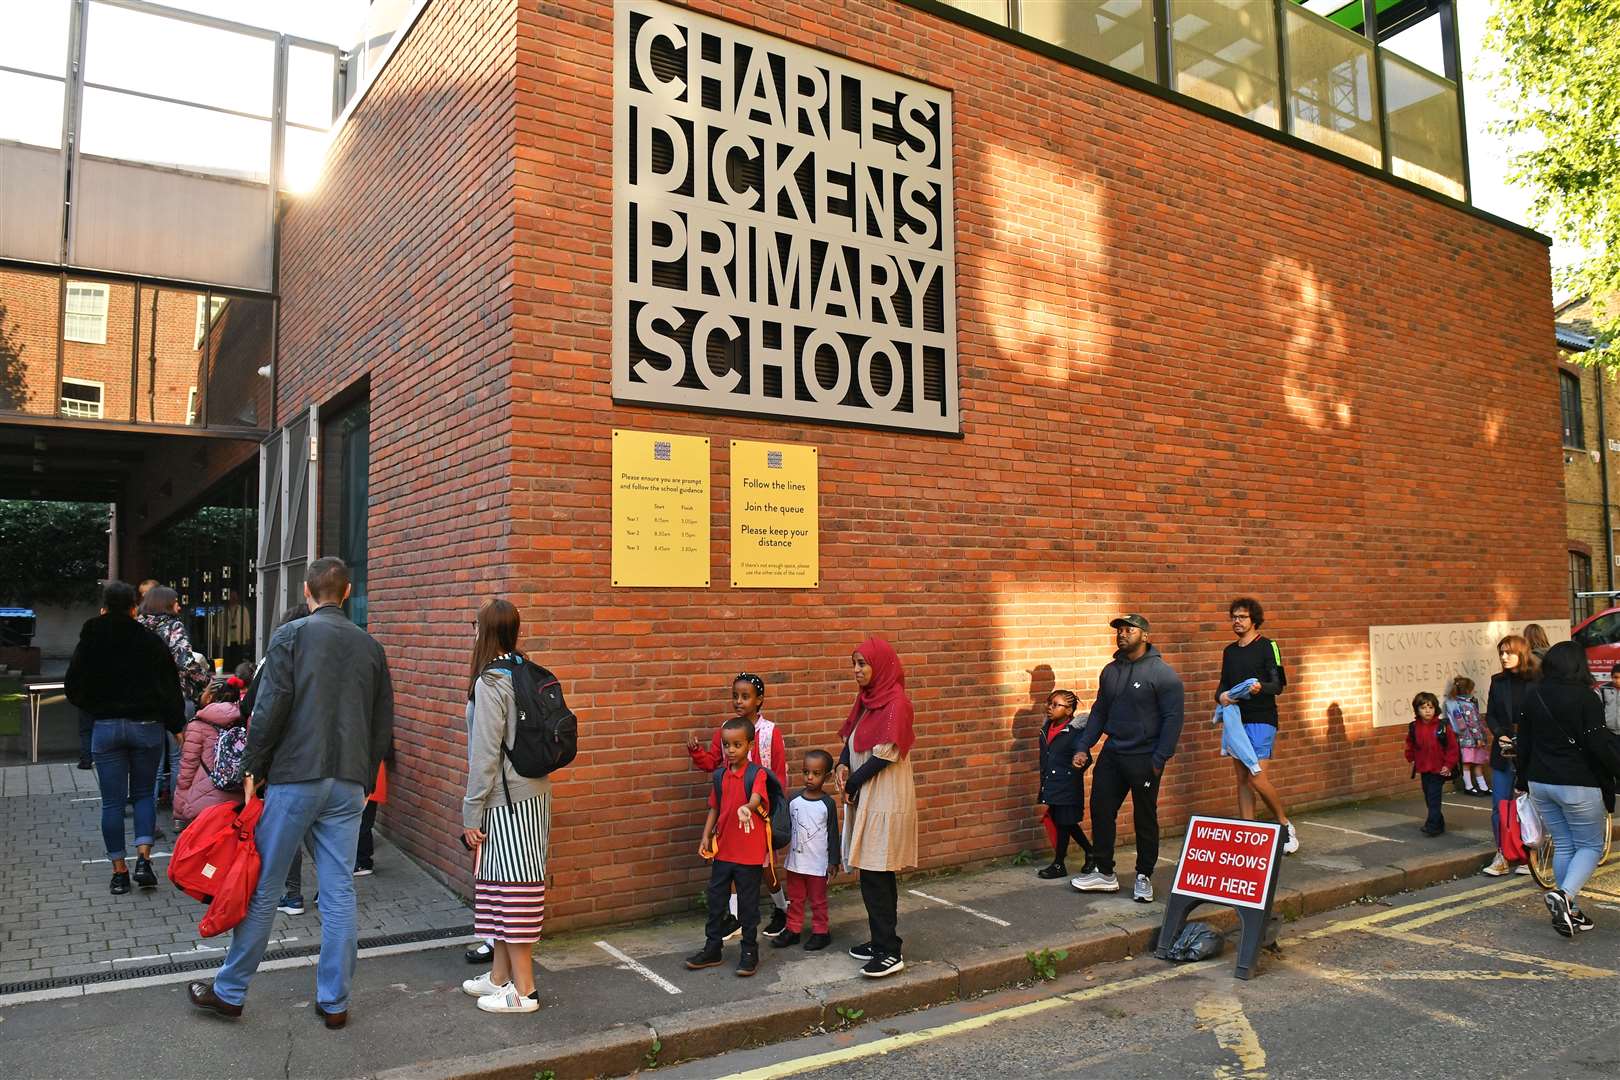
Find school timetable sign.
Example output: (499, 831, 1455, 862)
(612, 0, 959, 434)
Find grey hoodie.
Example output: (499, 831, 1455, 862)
(1074, 644, 1186, 770)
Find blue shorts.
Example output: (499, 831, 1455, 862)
(1244, 723, 1276, 761)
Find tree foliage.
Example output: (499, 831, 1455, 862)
(0, 501, 109, 605)
(1489, 0, 1620, 356)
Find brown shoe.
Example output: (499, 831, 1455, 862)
(314, 1005, 347, 1030)
(187, 982, 242, 1018)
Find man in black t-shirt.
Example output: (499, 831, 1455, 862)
(1217, 597, 1298, 854)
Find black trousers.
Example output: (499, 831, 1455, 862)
(706, 860, 763, 946)
(1089, 751, 1161, 877)
(356, 801, 379, 867)
(859, 869, 901, 957)
(1420, 772, 1445, 832)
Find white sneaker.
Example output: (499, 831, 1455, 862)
(1482, 854, 1510, 877)
(1132, 874, 1154, 903)
(476, 984, 540, 1013)
(461, 972, 503, 997)
(1514, 864, 1532, 876)
(1070, 871, 1120, 893)
(1283, 822, 1300, 855)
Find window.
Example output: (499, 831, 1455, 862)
(60, 378, 104, 419)
(185, 386, 198, 425)
(1560, 370, 1585, 448)
(1571, 549, 1595, 626)
(320, 398, 369, 627)
(1575, 609, 1620, 648)
(64, 282, 109, 344)
(194, 295, 227, 349)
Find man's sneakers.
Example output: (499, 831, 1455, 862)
(771, 929, 802, 949)
(276, 894, 306, 915)
(462, 971, 503, 997)
(1036, 862, 1068, 880)
(848, 941, 877, 961)
(1482, 854, 1510, 877)
(1133, 874, 1154, 903)
(1572, 907, 1595, 932)
(1070, 870, 1120, 893)
(353, 863, 374, 878)
(476, 984, 540, 1014)
(685, 944, 724, 970)
(737, 943, 759, 977)
(1546, 889, 1575, 938)
(861, 954, 905, 978)
(1283, 822, 1300, 855)
(716, 913, 743, 941)
(109, 870, 131, 895)
(763, 907, 788, 938)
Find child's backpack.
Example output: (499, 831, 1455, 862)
(206, 725, 249, 791)
(712, 763, 792, 851)
(483, 655, 579, 782)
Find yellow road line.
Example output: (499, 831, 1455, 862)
(1367, 926, 1614, 979)
(1383, 864, 1620, 933)
(1312, 967, 1568, 982)
(1289, 877, 1514, 940)
(719, 964, 1199, 1080)
(1194, 992, 1268, 1079)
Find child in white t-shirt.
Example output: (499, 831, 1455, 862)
(772, 749, 841, 951)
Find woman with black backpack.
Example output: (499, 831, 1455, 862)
(1515, 642, 1619, 937)
(460, 598, 554, 1014)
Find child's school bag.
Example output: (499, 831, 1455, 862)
(206, 724, 249, 790)
(711, 763, 791, 851)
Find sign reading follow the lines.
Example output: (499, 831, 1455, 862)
(612, 0, 958, 435)
(730, 439, 818, 588)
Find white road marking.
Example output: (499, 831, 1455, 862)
(907, 889, 1012, 927)
(1298, 820, 1407, 844)
(81, 852, 172, 865)
(594, 940, 683, 995)
(70, 796, 101, 803)
(1441, 800, 1492, 813)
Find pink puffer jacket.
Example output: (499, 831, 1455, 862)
(174, 701, 245, 826)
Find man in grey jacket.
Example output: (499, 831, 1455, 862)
(189, 557, 393, 1029)
(1068, 613, 1185, 903)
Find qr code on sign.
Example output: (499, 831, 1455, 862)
(767, 451, 783, 469)
(654, 441, 671, 461)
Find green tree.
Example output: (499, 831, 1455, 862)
(0, 501, 109, 605)
(1489, 0, 1620, 357)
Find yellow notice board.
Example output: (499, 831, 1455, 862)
(612, 430, 710, 588)
(730, 439, 819, 588)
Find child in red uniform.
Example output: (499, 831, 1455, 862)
(686, 673, 789, 937)
(1406, 692, 1460, 836)
(686, 717, 770, 977)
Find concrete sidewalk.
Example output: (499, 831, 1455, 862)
(0, 791, 1510, 1080)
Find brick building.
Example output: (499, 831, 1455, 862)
(242, 0, 1568, 930)
(1556, 295, 1617, 624)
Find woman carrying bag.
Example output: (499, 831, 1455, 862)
(1515, 642, 1620, 937)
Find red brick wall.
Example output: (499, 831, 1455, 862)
(273, 0, 1566, 929)
(271, 0, 519, 875)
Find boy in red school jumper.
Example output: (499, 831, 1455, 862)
(686, 717, 770, 977)
(1406, 691, 1460, 837)
(687, 673, 789, 937)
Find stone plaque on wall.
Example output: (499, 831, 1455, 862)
(613, 0, 958, 434)
(1368, 619, 1571, 728)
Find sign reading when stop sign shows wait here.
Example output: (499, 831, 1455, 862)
(1171, 816, 1283, 911)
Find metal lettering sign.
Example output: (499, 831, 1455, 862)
(613, 1, 958, 434)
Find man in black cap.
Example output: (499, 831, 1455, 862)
(1069, 613, 1185, 902)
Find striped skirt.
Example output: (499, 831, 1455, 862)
(474, 792, 551, 944)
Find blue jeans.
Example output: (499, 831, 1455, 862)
(153, 703, 190, 794)
(92, 719, 165, 860)
(1490, 765, 1518, 853)
(1529, 782, 1608, 902)
(213, 778, 366, 1010)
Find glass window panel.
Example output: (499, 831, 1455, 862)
(1171, 0, 1279, 127)
(1021, 0, 1156, 81)
(60, 377, 104, 419)
(60, 278, 135, 421)
(0, 270, 63, 417)
(286, 46, 338, 129)
(84, 2, 274, 117)
(281, 125, 332, 193)
(1381, 53, 1464, 200)
(320, 400, 370, 628)
(81, 87, 271, 180)
(0, 70, 66, 149)
(135, 284, 206, 426)
(204, 295, 274, 430)
(939, 0, 1008, 24)
(1284, 6, 1381, 167)
(0, 0, 71, 76)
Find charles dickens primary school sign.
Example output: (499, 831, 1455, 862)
(612, 0, 959, 435)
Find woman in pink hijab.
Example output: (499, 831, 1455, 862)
(836, 637, 918, 978)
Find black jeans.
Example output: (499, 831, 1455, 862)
(706, 861, 763, 947)
(1420, 772, 1446, 832)
(1088, 751, 1161, 877)
(859, 869, 901, 957)
(356, 801, 379, 867)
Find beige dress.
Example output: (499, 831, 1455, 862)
(842, 720, 918, 872)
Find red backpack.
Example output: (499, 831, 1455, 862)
(169, 798, 262, 904)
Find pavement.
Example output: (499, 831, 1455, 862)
(0, 787, 1517, 1079)
(0, 765, 470, 992)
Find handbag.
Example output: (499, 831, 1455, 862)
(1516, 792, 1544, 848)
(1499, 796, 1527, 863)
(168, 798, 263, 903)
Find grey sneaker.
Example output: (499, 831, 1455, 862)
(1070, 870, 1119, 893)
(1283, 822, 1300, 855)
(1133, 874, 1154, 903)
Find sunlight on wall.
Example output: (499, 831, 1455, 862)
(1261, 255, 1356, 431)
